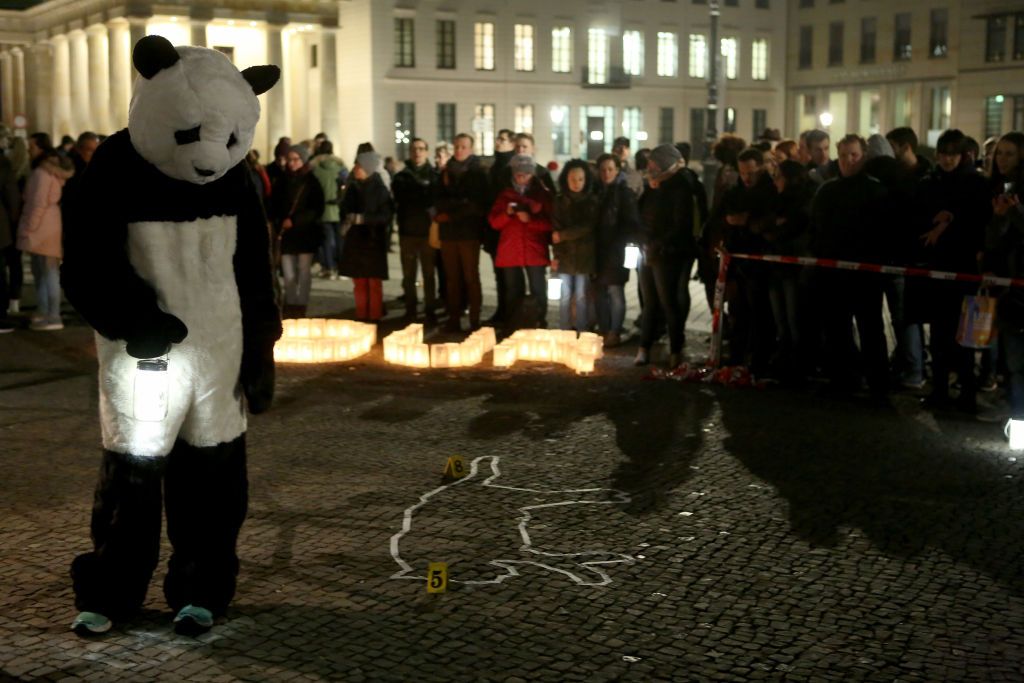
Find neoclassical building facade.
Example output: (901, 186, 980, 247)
(0, 0, 340, 157)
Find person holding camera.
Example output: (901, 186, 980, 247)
(488, 154, 553, 331)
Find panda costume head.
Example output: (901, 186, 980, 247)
(128, 35, 278, 185)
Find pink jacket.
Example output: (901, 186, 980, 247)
(17, 157, 73, 259)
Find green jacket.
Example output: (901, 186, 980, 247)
(552, 191, 599, 275)
(310, 154, 347, 222)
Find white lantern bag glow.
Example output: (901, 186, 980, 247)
(134, 357, 169, 422)
(624, 244, 641, 269)
(1008, 419, 1024, 451)
(547, 277, 562, 301)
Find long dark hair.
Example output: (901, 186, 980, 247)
(29, 132, 56, 169)
(558, 158, 594, 195)
(991, 131, 1024, 196)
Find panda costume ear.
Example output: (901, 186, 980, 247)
(133, 35, 181, 79)
(241, 65, 281, 96)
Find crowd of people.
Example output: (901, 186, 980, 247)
(4, 121, 1024, 429)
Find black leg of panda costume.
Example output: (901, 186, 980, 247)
(71, 437, 248, 620)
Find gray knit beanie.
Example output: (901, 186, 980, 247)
(865, 134, 895, 160)
(509, 154, 535, 176)
(288, 144, 310, 164)
(356, 151, 382, 176)
(649, 143, 682, 173)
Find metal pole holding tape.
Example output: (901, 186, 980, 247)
(708, 249, 731, 368)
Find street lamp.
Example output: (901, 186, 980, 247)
(819, 111, 834, 128)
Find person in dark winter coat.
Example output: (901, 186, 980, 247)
(0, 150, 21, 333)
(338, 151, 394, 322)
(912, 129, 993, 412)
(811, 134, 890, 394)
(489, 154, 553, 331)
(392, 138, 439, 323)
(552, 159, 599, 333)
(635, 143, 698, 369)
(594, 153, 640, 345)
(269, 144, 325, 318)
(483, 129, 516, 325)
(435, 133, 490, 332)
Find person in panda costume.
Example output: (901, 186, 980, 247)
(61, 35, 281, 637)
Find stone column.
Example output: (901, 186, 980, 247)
(11, 48, 25, 125)
(87, 24, 111, 133)
(265, 24, 287, 153)
(51, 34, 72, 138)
(108, 19, 130, 130)
(68, 29, 90, 134)
(320, 27, 339, 145)
(0, 52, 13, 126)
(128, 18, 147, 78)
(190, 20, 207, 48)
(24, 42, 53, 135)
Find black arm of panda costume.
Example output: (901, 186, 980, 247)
(235, 168, 282, 414)
(61, 135, 188, 359)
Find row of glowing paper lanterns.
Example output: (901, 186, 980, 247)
(382, 324, 497, 368)
(274, 318, 378, 363)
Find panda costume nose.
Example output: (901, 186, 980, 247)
(194, 167, 216, 177)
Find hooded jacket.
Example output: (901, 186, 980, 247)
(17, 154, 73, 258)
(552, 190, 599, 275)
(309, 154, 347, 223)
(488, 178, 553, 267)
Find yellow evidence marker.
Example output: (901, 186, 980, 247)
(427, 562, 448, 593)
(443, 455, 467, 479)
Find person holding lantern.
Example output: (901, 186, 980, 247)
(551, 159, 599, 333)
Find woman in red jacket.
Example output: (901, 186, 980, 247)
(489, 154, 553, 331)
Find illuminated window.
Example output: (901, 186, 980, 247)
(688, 34, 707, 78)
(751, 38, 768, 80)
(514, 24, 535, 71)
(622, 106, 643, 149)
(721, 37, 738, 80)
(588, 28, 609, 84)
(657, 31, 678, 77)
(623, 30, 644, 76)
(514, 104, 534, 134)
(552, 26, 572, 73)
(474, 22, 495, 70)
(473, 104, 495, 155)
(394, 18, 414, 67)
(394, 102, 415, 158)
(551, 105, 570, 155)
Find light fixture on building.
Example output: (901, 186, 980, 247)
(636, 131, 649, 141)
(818, 111, 833, 128)
(550, 106, 565, 125)
(589, 130, 604, 142)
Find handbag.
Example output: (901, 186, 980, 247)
(956, 289, 998, 348)
(428, 220, 441, 249)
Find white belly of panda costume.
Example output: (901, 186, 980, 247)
(96, 216, 245, 457)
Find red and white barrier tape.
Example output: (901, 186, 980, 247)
(707, 250, 1020, 370)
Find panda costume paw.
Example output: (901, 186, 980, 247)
(62, 35, 282, 633)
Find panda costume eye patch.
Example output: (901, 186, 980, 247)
(174, 126, 201, 145)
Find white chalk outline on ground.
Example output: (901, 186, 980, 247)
(390, 455, 636, 586)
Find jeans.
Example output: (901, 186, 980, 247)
(30, 253, 61, 321)
(440, 240, 482, 328)
(639, 257, 690, 354)
(280, 252, 314, 306)
(399, 235, 437, 316)
(899, 324, 925, 385)
(502, 265, 547, 330)
(318, 222, 340, 272)
(558, 273, 589, 332)
(768, 267, 800, 372)
(1004, 329, 1024, 419)
(596, 285, 626, 334)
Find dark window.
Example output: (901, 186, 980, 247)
(755, 0, 768, 8)
(437, 20, 456, 69)
(828, 22, 843, 66)
(799, 26, 813, 69)
(752, 109, 767, 140)
(724, 107, 736, 134)
(437, 103, 456, 144)
(659, 107, 675, 145)
(395, 18, 415, 67)
(1014, 95, 1024, 131)
(1015, 14, 1024, 60)
(929, 9, 948, 58)
(860, 17, 877, 64)
(310, 44, 318, 68)
(985, 96, 1003, 139)
(894, 13, 911, 61)
(690, 108, 706, 158)
(799, 0, 813, 8)
(395, 102, 416, 158)
(987, 16, 1007, 62)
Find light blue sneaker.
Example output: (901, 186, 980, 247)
(173, 604, 213, 636)
(71, 611, 112, 636)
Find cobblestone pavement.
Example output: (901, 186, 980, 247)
(2, 294, 1024, 682)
